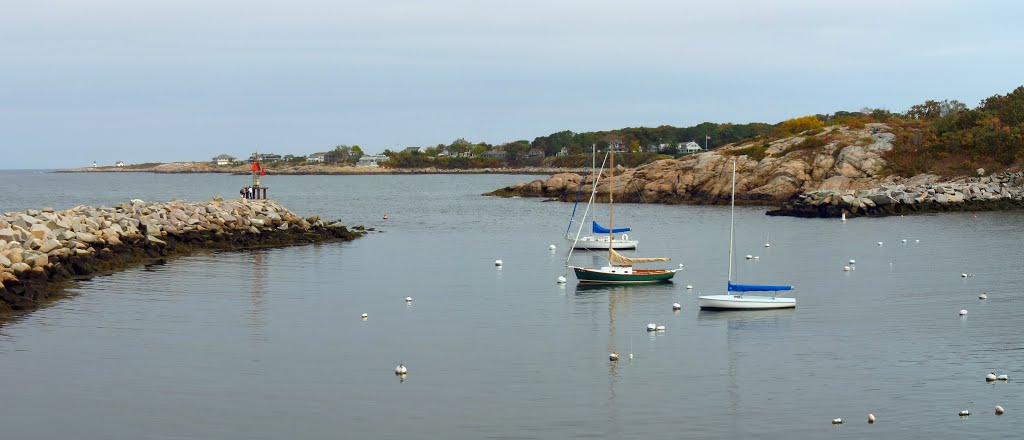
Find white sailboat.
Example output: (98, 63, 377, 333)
(698, 160, 796, 310)
(564, 146, 639, 250)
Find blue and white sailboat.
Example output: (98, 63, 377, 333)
(564, 147, 638, 250)
(699, 160, 796, 310)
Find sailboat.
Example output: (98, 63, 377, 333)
(698, 160, 796, 309)
(568, 146, 678, 283)
(564, 146, 639, 250)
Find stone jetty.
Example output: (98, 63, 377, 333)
(0, 198, 362, 313)
(767, 172, 1024, 218)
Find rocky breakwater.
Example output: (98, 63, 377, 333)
(0, 198, 363, 314)
(485, 124, 895, 205)
(767, 172, 1024, 218)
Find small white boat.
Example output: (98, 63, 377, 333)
(699, 160, 796, 311)
(568, 230, 638, 250)
(698, 293, 796, 310)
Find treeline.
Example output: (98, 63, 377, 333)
(882, 86, 1024, 176)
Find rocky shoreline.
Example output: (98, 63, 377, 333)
(767, 172, 1024, 218)
(0, 198, 364, 315)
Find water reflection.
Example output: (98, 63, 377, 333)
(244, 250, 268, 342)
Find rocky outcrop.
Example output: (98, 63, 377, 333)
(768, 172, 1024, 218)
(0, 198, 363, 314)
(485, 124, 895, 204)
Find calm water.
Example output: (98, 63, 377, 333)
(1, 170, 1022, 439)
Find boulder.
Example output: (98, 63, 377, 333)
(10, 262, 31, 273)
(37, 239, 62, 254)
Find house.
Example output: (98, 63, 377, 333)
(249, 153, 283, 163)
(608, 143, 628, 153)
(356, 154, 388, 167)
(481, 149, 507, 159)
(556, 147, 570, 157)
(403, 146, 422, 154)
(524, 148, 545, 159)
(212, 154, 236, 166)
(306, 152, 338, 164)
(283, 154, 304, 162)
(679, 141, 702, 154)
(115, 161, 125, 167)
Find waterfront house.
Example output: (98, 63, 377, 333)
(556, 147, 570, 156)
(679, 141, 702, 154)
(306, 152, 338, 164)
(403, 146, 422, 154)
(356, 154, 388, 167)
(524, 148, 546, 159)
(481, 149, 507, 160)
(212, 154, 237, 166)
(249, 153, 283, 163)
(115, 161, 125, 167)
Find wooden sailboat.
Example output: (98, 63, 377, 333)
(699, 160, 796, 309)
(568, 145, 678, 283)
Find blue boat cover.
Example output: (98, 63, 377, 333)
(728, 281, 793, 292)
(592, 221, 630, 234)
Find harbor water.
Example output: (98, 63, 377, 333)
(1, 170, 1022, 439)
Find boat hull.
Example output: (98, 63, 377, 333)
(568, 235, 638, 250)
(698, 294, 796, 310)
(573, 266, 676, 283)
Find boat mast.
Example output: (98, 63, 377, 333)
(608, 144, 615, 262)
(728, 159, 736, 283)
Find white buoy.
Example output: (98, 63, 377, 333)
(915, 239, 920, 243)
(549, 244, 556, 250)
(849, 259, 856, 265)
(686, 285, 693, 290)
(832, 418, 843, 424)
(959, 410, 970, 417)
(609, 352, 619, 361)
(960, 309, 968, 316)
(556, 275, 567, 284)
(395, 363, 408, 375)
(868, 413, 876, 424)
(997, 374, 1009, 381)
(843, 266, 851, 272)
(987, 372, 998, 382)
(961, 273, 968, 278)
(764, 243, 770, 248)
(678, 263, 684, 269)
(745, 254, 753, 260)
(877, 241, 883, 246)
(405, 296, 412, 303)
(979, 292, 987, 300)
(361, 313, 368, 319)
(901, 239, 907, 243)
(495, 259, 503, 266)
(841, 212, 847, 221)
(753, 256, 759, 260)
(672, 303, 681, 311)
(646, 323, 657, 332)
(656, 325, 666, 331)
(628, 353, 634, 360)
(996, 405, 1005, 415)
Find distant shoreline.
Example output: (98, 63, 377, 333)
(58, 163, 587, 175)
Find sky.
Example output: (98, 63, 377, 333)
(2, 0, 1023, 168)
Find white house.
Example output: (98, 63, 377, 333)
(115, 161, 125, 167)
(356, 154, 388, 167)
(212, 154, 236, 166)
(679, 141, 702, 154)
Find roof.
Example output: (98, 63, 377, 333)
(212, 154, 236, 160)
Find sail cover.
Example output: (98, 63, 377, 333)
(609, 248, 670, 264)
(727, 281, 794, 292)
(593, 221, 630, 234)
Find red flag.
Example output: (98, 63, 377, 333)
(251, 162, 260, 171)
(260, 168, 267, 176)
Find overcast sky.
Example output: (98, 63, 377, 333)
(2, 0, 1022, 168)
